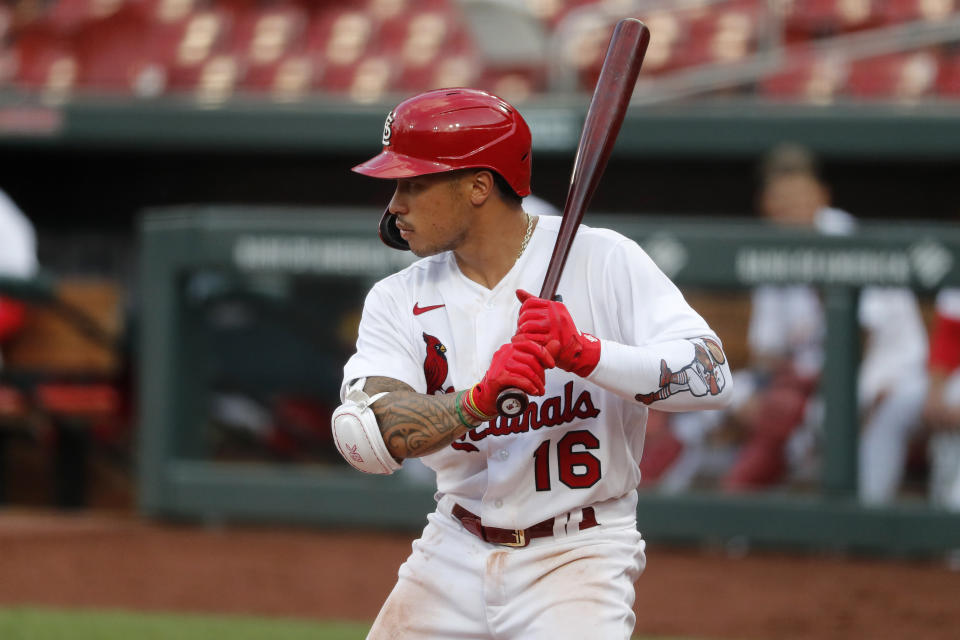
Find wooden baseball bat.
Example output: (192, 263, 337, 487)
(496, 18, 650, 418)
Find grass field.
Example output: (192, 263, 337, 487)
(0, 607, 694, 639)
(0, 608, 371, 640)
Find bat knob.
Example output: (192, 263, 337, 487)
(496, 388, 528, 418)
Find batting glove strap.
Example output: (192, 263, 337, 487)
(472, 338, 553, 417)
(461, 386, 494, 423)
(563, 331, 601, 377)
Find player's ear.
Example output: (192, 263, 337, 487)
(468, 170, 495, 206)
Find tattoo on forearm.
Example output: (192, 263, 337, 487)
(363, 377, 471, 459)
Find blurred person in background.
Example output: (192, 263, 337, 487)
(922, 290, 960, 510)
(658, 144, 928, 504)
(0, 188, 39, 367)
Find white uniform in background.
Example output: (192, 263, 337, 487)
(928, 289, 960, 511)
(857, 286, 928, 504)
(0, 189, 37, 278)
(662, 207, 928, 502)
(0, 189, 39, 368)
(342, 215, 731, 639)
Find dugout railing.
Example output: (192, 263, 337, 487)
(136, 207, 960, 555)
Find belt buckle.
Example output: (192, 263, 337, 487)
(501, 528, 526, 547)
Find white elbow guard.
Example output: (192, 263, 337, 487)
(332, 379, 402, 475)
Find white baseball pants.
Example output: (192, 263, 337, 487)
(367, 495, 646, 639)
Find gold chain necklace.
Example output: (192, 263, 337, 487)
(518, 212, 534, 259)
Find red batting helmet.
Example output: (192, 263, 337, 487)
(352, 88, 532, 250)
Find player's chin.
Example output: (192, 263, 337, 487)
(409, 239, 452, 258)
(409, 242, 438, 258)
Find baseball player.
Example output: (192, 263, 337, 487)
(332, 88, 733, 639)
(0, 188, 38, 366)
(660, 146, 928, 503)
(924, 288, 960, 510)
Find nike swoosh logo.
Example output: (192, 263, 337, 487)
(413, 303, 445, 316)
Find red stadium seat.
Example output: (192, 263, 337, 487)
(192, 53, 241, 103)
(0, 3, 10, 42)
(239, 5, 307, 63)
(880, 0, 958, 25)
(364, 0, 409, 23)
(726, 0, 766, 9)
(395, 46, 481, 93)
(571, 3, 757, 90)
(760, 52, 850, 102)
(634, 10, 689, 75)
(35, 384, 120, 419)
(783, 0, 884, 41)
(224, 4, 308, 92)
(256, 54, 319, 101)
(212, 0, 260, 16)
(540, 0, 603, 29)
(316, 60, 359, 93)
(145, 9, 230, 91)
(311, 8, 377, 95)
(9, 25, 78, 96)
(376, 7, 462, 62)
(9, 0, 956, 102)
(45, 0, 126, 33)
(846, 51, 941, 99)
(681, 9, 758, 67)
(130, 0, 201, 24)
(73, 10, 160, 94)
(326, 55, 396, 102)
(308, 8, 374, 70)
(478, 64, 547, 102)
(33, 382, 123, 508)
(560, 12, 621, 91)
(389, 15, 472, 89)
(935, 50, 960, 96)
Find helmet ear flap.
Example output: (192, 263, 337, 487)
(378, 209, 409, 251)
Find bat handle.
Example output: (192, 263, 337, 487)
(496, 387, 528, 418)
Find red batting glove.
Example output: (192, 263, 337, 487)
(515, 289, 601, 377)
(470, 337, 555, 418)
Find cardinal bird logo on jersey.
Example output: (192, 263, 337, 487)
(423, 333, 454, 395)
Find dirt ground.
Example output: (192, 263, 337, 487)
(0, 509, 957, 640)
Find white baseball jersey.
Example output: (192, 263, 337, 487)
(0, 189, 37, 278)
(342, 215, 721, 530)
(0, 188, 38, 369)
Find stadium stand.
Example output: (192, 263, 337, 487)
(0, 277, 127, 508)
(1, 0, 959, 103)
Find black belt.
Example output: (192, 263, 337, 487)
(452, 504, 598, 548)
